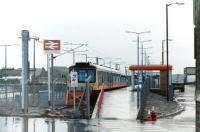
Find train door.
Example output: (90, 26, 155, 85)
(108, 72, 112, 89)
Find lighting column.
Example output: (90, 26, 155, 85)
(166, 2, 184, 101)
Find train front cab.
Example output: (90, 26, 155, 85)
(65, 64, 97, 107)
(64, 62, 129, 107)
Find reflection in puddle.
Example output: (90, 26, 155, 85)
(0, 117, 91, 132)
(176, 99, 186, 102)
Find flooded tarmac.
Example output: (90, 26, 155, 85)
(0, 85, 195, 132)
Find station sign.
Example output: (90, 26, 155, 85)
(43, 40, 61, 53)
(71, 71, 78, 87)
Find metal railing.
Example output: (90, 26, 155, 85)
(0, 84, 66, 114)
(137, 77, 151, 122)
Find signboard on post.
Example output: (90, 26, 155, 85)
(43, 40, 61, 53)
(71, 71, 78, 87)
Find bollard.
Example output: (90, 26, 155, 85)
(144, 106, 157, 121)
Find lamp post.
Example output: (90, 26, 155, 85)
(144, 52, 152, 65)
(162, 40, 165, 65)
(162, 39, 172, 65)
(126, 30, 151, 68)
(140, 40, 152, 66)
(140, 40, 152, 84)
(166, 2, 184, 101)
(126, 30, 150, 108)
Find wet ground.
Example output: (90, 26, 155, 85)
(0, 85, 195, 132)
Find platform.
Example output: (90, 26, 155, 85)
(99, 87, 138, 120)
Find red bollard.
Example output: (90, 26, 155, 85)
(144, 110, 157, 121)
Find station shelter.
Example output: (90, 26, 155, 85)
(129, 65, 173, 100)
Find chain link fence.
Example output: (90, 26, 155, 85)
(137, 76, 151, 121)
(0, 84, 66, 114)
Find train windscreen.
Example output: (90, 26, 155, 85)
(77, 69, 96, 83)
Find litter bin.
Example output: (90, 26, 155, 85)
(38, 90, 48, 108)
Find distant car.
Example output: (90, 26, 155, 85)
(172, 74, 185, 92)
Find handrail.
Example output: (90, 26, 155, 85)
(91, 87, 104, 119)
(97, 88, 104, 113)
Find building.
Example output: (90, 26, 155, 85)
(0, 66, 68, 85)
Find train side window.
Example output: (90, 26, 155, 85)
(104, 72, 106, 82)
(108, 73, 111, 82)
(105, 72, 108, 82)
(111, 74, 113, 82)
(113, 74, 116, 82)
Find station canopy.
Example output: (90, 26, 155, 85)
(129, 65, 173, 71)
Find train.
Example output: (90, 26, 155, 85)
(65, 62, 129, 106)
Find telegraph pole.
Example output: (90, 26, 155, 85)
(30, 37, 39, 83)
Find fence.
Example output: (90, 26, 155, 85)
(0, 84, 66, 113)
(137, 77, 151, 121)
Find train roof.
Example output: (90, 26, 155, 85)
(69, 62, 96, 69)
(95, 64, 125, 75)
(70, 62, 126, 76)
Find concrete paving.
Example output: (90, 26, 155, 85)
(100, 87, 184, 120)
(146, 92, 184, 118)
(100, 87, 138, 120)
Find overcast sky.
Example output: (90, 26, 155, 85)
(0, 0, 194, 74)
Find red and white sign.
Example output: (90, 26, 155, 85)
(43, 40, 61, 53)
(71, 71, 78, 87)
